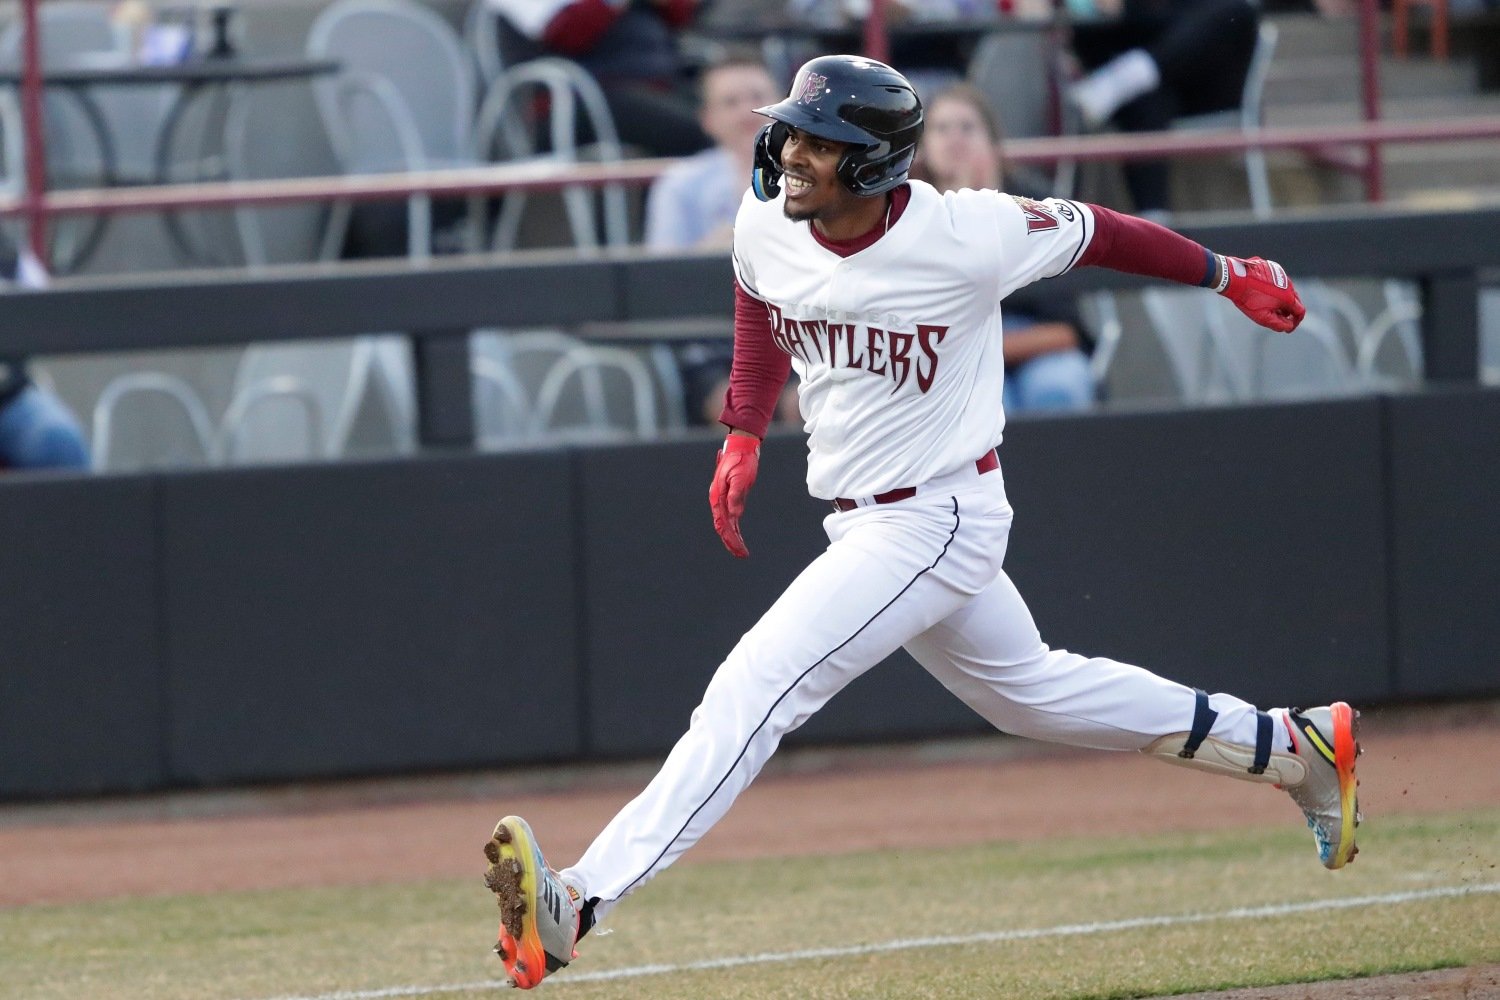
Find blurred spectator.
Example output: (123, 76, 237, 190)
(1066, 0, 1260, 215)
(646, 56, 780, 250)
(645, 56, 798, 427)
(0, 251, 89, 472)
(785, 0, 989, 100)
(487, 0, 713, 157)
(919, 84, 1095, 411)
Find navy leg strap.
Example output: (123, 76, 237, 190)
(1179, 688, 1218, 759)
(1249, 710, 1273, 774)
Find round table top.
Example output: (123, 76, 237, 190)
(697, 15, 1057, 42)
(0, 57, 341, 87)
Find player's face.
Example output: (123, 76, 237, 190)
(779, 127, 859, 223)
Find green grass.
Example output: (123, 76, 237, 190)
(4, 809, 1498, 1000)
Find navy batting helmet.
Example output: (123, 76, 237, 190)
(751, 55, 924, 201)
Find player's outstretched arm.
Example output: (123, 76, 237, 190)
(1075, 204, 1306, 334)
(709, 431, 759, 558)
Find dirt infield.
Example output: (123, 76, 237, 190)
(3, 701, 1498, 997)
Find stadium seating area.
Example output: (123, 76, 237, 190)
(0, 0, 1496, 470)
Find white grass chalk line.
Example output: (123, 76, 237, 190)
(255, 881, 1500, 1000)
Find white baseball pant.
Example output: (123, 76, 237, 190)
(564, 460, 1266, 918)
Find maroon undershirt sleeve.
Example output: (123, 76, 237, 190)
(657, 0, 697, 28)
(541, 0, 622, 56)
(1076, 202, 1217, 288)
(718, 282, 791, 438)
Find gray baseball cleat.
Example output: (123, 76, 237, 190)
(1279, 702, 1362, 869)
(483, 815, 582, 990)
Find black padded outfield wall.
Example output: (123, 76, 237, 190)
(578, 399, 1392, 757)
(997, 397, 1393, 711)
(156, 452, 583, 785)
(0, 452, 583, 799)
(0, 475, 163, 797)
(575, 435, 993, 759)
(1384, 387, 1500, 699)
(1, 390, 1498, 800)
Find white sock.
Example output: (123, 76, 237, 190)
(1070, 48, 1161, 128)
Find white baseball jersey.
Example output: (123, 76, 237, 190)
(731, 179, 1096, 500)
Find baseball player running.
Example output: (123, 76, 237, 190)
(483, 55, 1360, 990)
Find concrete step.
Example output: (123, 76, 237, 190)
(1382, 139, 1500, 191)
(1266, 13, 1370, 59)
(1264, 55, 1478, 104)
(1264, 92, 1500, 125)
(1249, 137, 1500, 212)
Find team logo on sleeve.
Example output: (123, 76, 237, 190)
(797, 73, 828, 103)
(1011, 196, 1059, 234)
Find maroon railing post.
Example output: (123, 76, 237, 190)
(863, 0, 890, 65)
(18, 0, 49, 268)
(1359, 0, 1385, 202)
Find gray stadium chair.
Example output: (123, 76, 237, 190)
(967, 28, 1078, 197)
(532, 344, 659, 441)
(470, 328, 582, 446)
(472, 57, 630, 251)
(470, 354, 532, 446)
(469, 329, 663, 444)
(91, 371, 217, 472)
(0, 2, 125, 270)
(1170, 22, 1279, 217)
(1139, 285, 1360, 403)
(307, 0, 479, 260)
(222, 336, 417, 463)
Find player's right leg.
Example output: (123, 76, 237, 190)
(562, 485, 1013, 918)
(485, 478, 1015, 987)
(903, 568, 1360, 869)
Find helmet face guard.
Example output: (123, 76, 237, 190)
(750, 56, 923, 202)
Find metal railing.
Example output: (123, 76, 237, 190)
(2, 203, 1497, 448)
(3, 116, 1500, 223)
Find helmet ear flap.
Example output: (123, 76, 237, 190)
(751, 122, 789, 202)
(841, 142, 918, 197)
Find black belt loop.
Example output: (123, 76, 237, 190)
(1179, 688, 1218, 759)
(1249, 710, 1273, 774)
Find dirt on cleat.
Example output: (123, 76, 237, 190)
(485, 845, 527, 941)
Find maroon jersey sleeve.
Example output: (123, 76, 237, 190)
(656, 0, 697, 27)
(540, 0, 623, 55)
(718, 281, 791, 438)
(1077, 203, 1218, 288)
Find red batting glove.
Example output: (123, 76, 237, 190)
(709, 433, 760, 559)
(1216, 254, 1306, 333)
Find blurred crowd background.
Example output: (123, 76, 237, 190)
(0, 0, 1497, 474)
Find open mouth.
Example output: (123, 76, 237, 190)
(784, 174, 814, 198)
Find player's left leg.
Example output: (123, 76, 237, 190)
(902, 568, 1361, 869)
